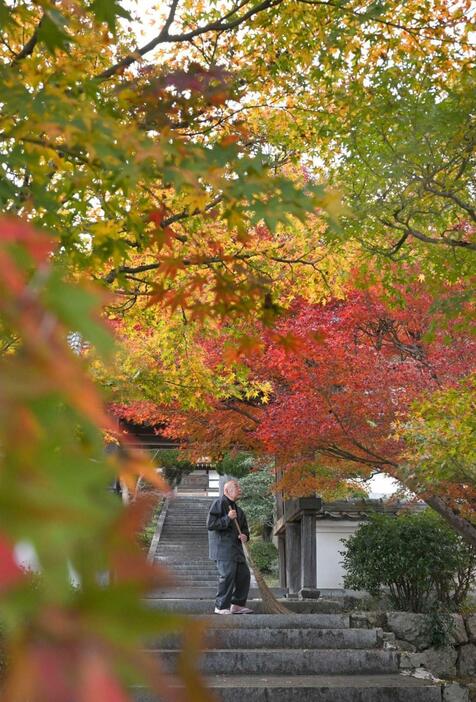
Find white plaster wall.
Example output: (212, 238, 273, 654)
(316, 521, 362, 589)
(208, 469, 220, 496)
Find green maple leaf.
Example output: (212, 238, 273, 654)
(0, 0, 12, 28)
(37, 9, 73, 53)
(89, 0, 132, 32)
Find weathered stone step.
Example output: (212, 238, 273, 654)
(156, 546, 209, 550)
(146, 599, 345, 614)
(155, 648, 399, 675)
(161, 525, 208, 528)
(133, 674, 442, 702)
(162, 568, 217, 573)
(172, 579, 218, 584)
(149, 587, 285, 599)
(156, 544, 208, 549)
(152, 627, 380, 650)
(160, 525, 208, 529)
(149, 587, 286, 599)
(175, 575, 217, 580)
(155, 550, 209, 555)
(193, 613, 351, 628)
(155, 564, 215, 569)
(168, 568, 217, 573)
(174, 582, 217, 588)
(157, 544, 208, 547)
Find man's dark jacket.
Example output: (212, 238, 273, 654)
(207, 495, 250, 562)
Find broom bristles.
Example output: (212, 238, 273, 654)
(233, 516, 291, 614)
(243, 543, 291, 615)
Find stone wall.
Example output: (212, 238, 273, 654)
(351, 611, 476, 699)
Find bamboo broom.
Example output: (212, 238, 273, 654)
(233, 518, 291, 615)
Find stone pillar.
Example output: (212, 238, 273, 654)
(275, 459, 284, 521)
(285, 522, 301, 595)
(277, 533, 286, 588)
(300, 512, 318, 596)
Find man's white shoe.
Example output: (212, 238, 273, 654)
(214, 607, 231, 614)
(230, 604, 253, 614)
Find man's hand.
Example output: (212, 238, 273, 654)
(228, 508, 237, 520)
(238, 534, 248, 543)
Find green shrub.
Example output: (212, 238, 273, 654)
(216, 451, 254, 478)
(341, 510, 476, 613)
(239, 467, 275, 532)
(249, 540, 278, 574)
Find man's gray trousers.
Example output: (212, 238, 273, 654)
(215, 559, 251, 610)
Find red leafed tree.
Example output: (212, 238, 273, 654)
(252, 285, 476, 544)
(257, 288, 472, 465)
(137, 283, 475, 545)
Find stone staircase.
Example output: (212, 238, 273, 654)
(143, 494, 442, 701)
(176, 471, 210, 496)
(154, 495, 220, 590)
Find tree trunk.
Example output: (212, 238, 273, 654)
(424, 494, 476, 549)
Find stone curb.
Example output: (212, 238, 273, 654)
(147, 497, 169, 563)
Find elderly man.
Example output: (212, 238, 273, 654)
(207, 479, 253, 614)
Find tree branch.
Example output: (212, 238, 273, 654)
(103, 248, 326, 284)
(96, 0, 283, 80)
(11, 14, 44, 64)
(424, 494, 476, 549)
(406, 226, 476, 251)
(423, 183, 476, 223)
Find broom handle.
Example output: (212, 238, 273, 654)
(231, 516, 250, 560)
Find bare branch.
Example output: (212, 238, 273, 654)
(220, 400, 260, 424)
(423, 183, 476, 223)
(96, 0, 283, 80)
(406, 226, 476, 252)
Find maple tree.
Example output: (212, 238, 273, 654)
(118, 283, 475, 546)
(249, 286, 476, 548)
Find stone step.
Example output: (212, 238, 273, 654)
(151, 627, 380, 650)
(156, 557, 216, 573)
(158, 537, 209, 541)
(164, 575, 218, 579)
(156, 552, 210, 556)
(160, 523, 208, 527)
(170, 585, 218, 590)
(172, 572, 217, 576)
(172, 579, 219, 585)
(141, 610, 354, 630)
(156, 543, 208, 548)
(159, 524, 209, 528)
(155, 649, 399, 675)
(160, 533, 207, 536)
(149, 587, 286, 599)
(156, 543, 208, 547)
(174, 583, 217, 588)
(133, 675, 442, 702)
(168, 506, 212, 510)
(169, 498, 213, 502)
(146, 599, 346, 615)
(167, 568, 217, 573)
(156, 563, 215, 568)
(174, 613, 351, 628)
(164, 516, 210, 520)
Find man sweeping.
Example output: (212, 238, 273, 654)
(207, 479, 254, 614)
